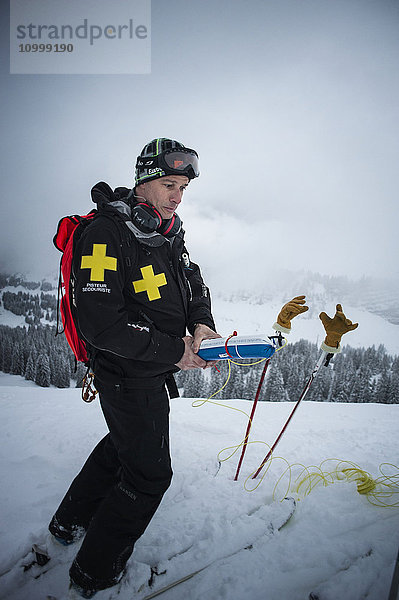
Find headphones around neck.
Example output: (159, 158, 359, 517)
(129, 197, 182, 237)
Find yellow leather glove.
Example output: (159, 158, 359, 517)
(319, 304, 358, 353)
(273, 295, 309, 334)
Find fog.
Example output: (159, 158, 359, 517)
(1, 0, 398, 293)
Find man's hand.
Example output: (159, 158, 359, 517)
(192, 324, 222, 353)
(175, 336, 208, 371)
(319, 304, 358, 349)
(175, 325, 222, 370)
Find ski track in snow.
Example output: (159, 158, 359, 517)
(0, 373, 398, 600)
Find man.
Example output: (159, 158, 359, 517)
(49, 138, 220, 598)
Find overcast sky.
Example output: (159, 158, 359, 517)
(1, 0, 398, 294)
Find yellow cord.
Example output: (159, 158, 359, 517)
(190, 343, 399, 509)
(293, 459, 399, 508)
(192, 358, 270, 464)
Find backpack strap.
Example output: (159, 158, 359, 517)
(97, 208, 136, 271)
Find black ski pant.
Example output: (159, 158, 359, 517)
(51, 377, 173, 588)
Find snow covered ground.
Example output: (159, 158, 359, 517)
(0, 372, 398, 600)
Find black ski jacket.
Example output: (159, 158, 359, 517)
(72, 183, 216, 384)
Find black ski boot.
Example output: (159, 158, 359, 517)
(68, 558, 122, 599)
(48, 514, 85, 546)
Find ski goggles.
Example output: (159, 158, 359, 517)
(137, 148, 200, 180)
(162, 148, 199, 178)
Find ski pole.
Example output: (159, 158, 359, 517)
(252, 350, 332, 479)
(234, 358, 271, 481)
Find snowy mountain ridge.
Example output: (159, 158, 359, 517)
(215, 270, 399, 325)
(1, 270, 398, 355)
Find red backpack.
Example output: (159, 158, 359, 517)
(53, 211, 97, 367)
